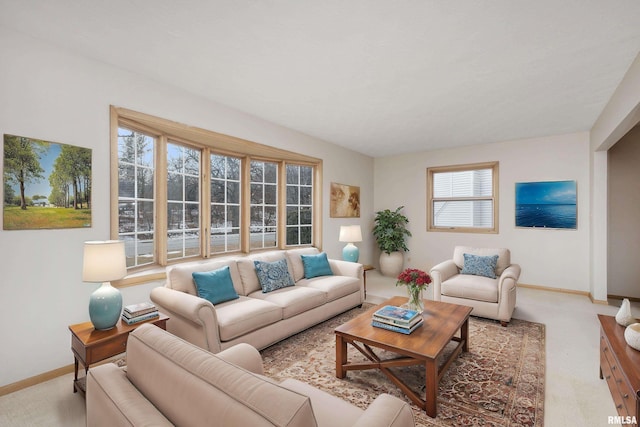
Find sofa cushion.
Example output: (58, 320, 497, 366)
(237, 251, 290, 295)
(301, 252, 333, 279)
(192, 266, 239, 305)
(441, 274, 499, 303)
(125, 324, 318, 427)
(461, 253, 498, 279)
(286, 247, 320, 282)
(453, 246, 510, 276)
(297, 275, 360, 302)
(254, 258, 295, 293)
(167, 259, 242, 296)
(280, 378, 363, 427)
(249, 286, 326, 319)
(215, 297, 283, 341)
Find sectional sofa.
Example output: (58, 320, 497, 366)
(87, 323, 414, 427)
(150, 247, 364, 353)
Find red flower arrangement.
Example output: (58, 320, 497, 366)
(396, 268, 432, 311)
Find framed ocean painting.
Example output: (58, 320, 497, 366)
(515, 180, 577, 229)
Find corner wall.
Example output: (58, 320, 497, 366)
(0, 27, 374, 387)
(373, 132, 591, 292)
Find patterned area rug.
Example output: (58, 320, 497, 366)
(261, 304, 545, 427)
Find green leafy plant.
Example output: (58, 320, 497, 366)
(372, 206, 411, 254)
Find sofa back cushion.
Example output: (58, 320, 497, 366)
(167, 259, 242, 296)
(286, 247, 320, 282)
(237, 251, 290, 295)
(126, 324, 318, 427)
(453, 246, 511, 276)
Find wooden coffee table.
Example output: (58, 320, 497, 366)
(335, 296, 473, 417)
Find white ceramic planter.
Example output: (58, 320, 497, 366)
(379, 251, 404, 277)
(625, 323, 640, 351)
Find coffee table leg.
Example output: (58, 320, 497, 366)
(425, 358, 437, 417)
(336, 334, 347, 378)
(461, 318, 469, 352)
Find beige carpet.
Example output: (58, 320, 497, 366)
(261, 304, 545, 427)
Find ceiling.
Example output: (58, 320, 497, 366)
(2, 1, 640, 157)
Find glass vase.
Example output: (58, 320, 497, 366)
(405, 286, 424, 313)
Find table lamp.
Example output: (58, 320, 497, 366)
(82, 240, 127, 330)
(339, 225, 362, 262)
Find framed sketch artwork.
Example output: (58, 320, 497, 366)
(515, 180, 576, 229)
(3, 134, 92, 230)
(330, 182, 360, 218)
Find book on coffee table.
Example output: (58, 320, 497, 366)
(371, 318, 424, 334)
(373, 305, 421, 327)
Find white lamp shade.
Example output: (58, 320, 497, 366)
(82, 240, 127, 283)
(339, 225, 362, 243)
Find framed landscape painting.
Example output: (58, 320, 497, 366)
(515, 180, 576, 229)
(3, 134, 92, 230)
(330, 182, 360, 218)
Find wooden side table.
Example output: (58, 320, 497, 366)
(363, 264, 374, 299)
(69, 313, 169, 394)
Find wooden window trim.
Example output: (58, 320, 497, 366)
(110, 106, 323, 286)
(426, 161, 499, 234)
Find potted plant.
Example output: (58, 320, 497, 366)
(373, 206, 411, 276)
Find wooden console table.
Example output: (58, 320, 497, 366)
(69, 313, 169, 394)
(598, 314, 640, 420)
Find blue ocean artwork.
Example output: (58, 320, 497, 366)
(515, 181, 577, 229)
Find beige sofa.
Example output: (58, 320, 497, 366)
(150, 247, 363, 353)
(86, 323, 415, 427)
(430, 246, 521, 326)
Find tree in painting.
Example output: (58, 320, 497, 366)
(3, 135, 46, 210)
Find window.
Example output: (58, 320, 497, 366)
(427, 161, 498, 233)
(111, 106, 322, 275)
(249, 160, 278, 249)
(117, 128, 155, 268)
(286, 164, 313, 245)
(210, 153, 241, 254)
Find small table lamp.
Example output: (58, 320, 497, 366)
(82, 240, 127, 330)
(339, 225, 362, 263)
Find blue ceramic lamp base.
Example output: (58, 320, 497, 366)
(89, 282, 123, 330)
(342, 243, 360, 263)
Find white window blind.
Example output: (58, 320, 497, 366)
(428, 163, 498, 232)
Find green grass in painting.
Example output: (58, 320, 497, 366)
(3, 206, 91, 230)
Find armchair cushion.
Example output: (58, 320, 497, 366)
(460, 253, 499, 279)
(192, 266, 239, 305)
(441, 274, 499, 303)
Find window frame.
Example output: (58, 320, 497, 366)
(426, 161, 499, 233)
(110, 106, 323, 284)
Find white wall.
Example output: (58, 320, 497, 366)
(0, 27, 374, 387)
(373, 132, 591, 291)
(608, 124, 640, 298)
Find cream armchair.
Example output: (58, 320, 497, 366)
(429, 246, 520, 326)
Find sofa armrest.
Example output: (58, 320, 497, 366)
(353, 394, 415, 427)
(429, 259, 459, 301)
(150, 286, 223, 353)
(328, 259, 363, 279)
(216, 343, 264, 375)
(86, 363, 173, 427)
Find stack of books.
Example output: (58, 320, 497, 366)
(122, 302, 159, 325)
(372, 305, 424, 334)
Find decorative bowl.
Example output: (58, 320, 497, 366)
(624, 323, 640, 351)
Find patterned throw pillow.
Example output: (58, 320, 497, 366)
(461, 253, 499, 279)
(254, 258, 295, 293)
(300, 252, 334, 279)
(192, 266, 239, 305)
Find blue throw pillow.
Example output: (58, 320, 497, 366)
(192, 266, 239, 305)
(301, 252, 334, 279)
(461, 253, 499, 279)
(254, 258, 295, 293)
